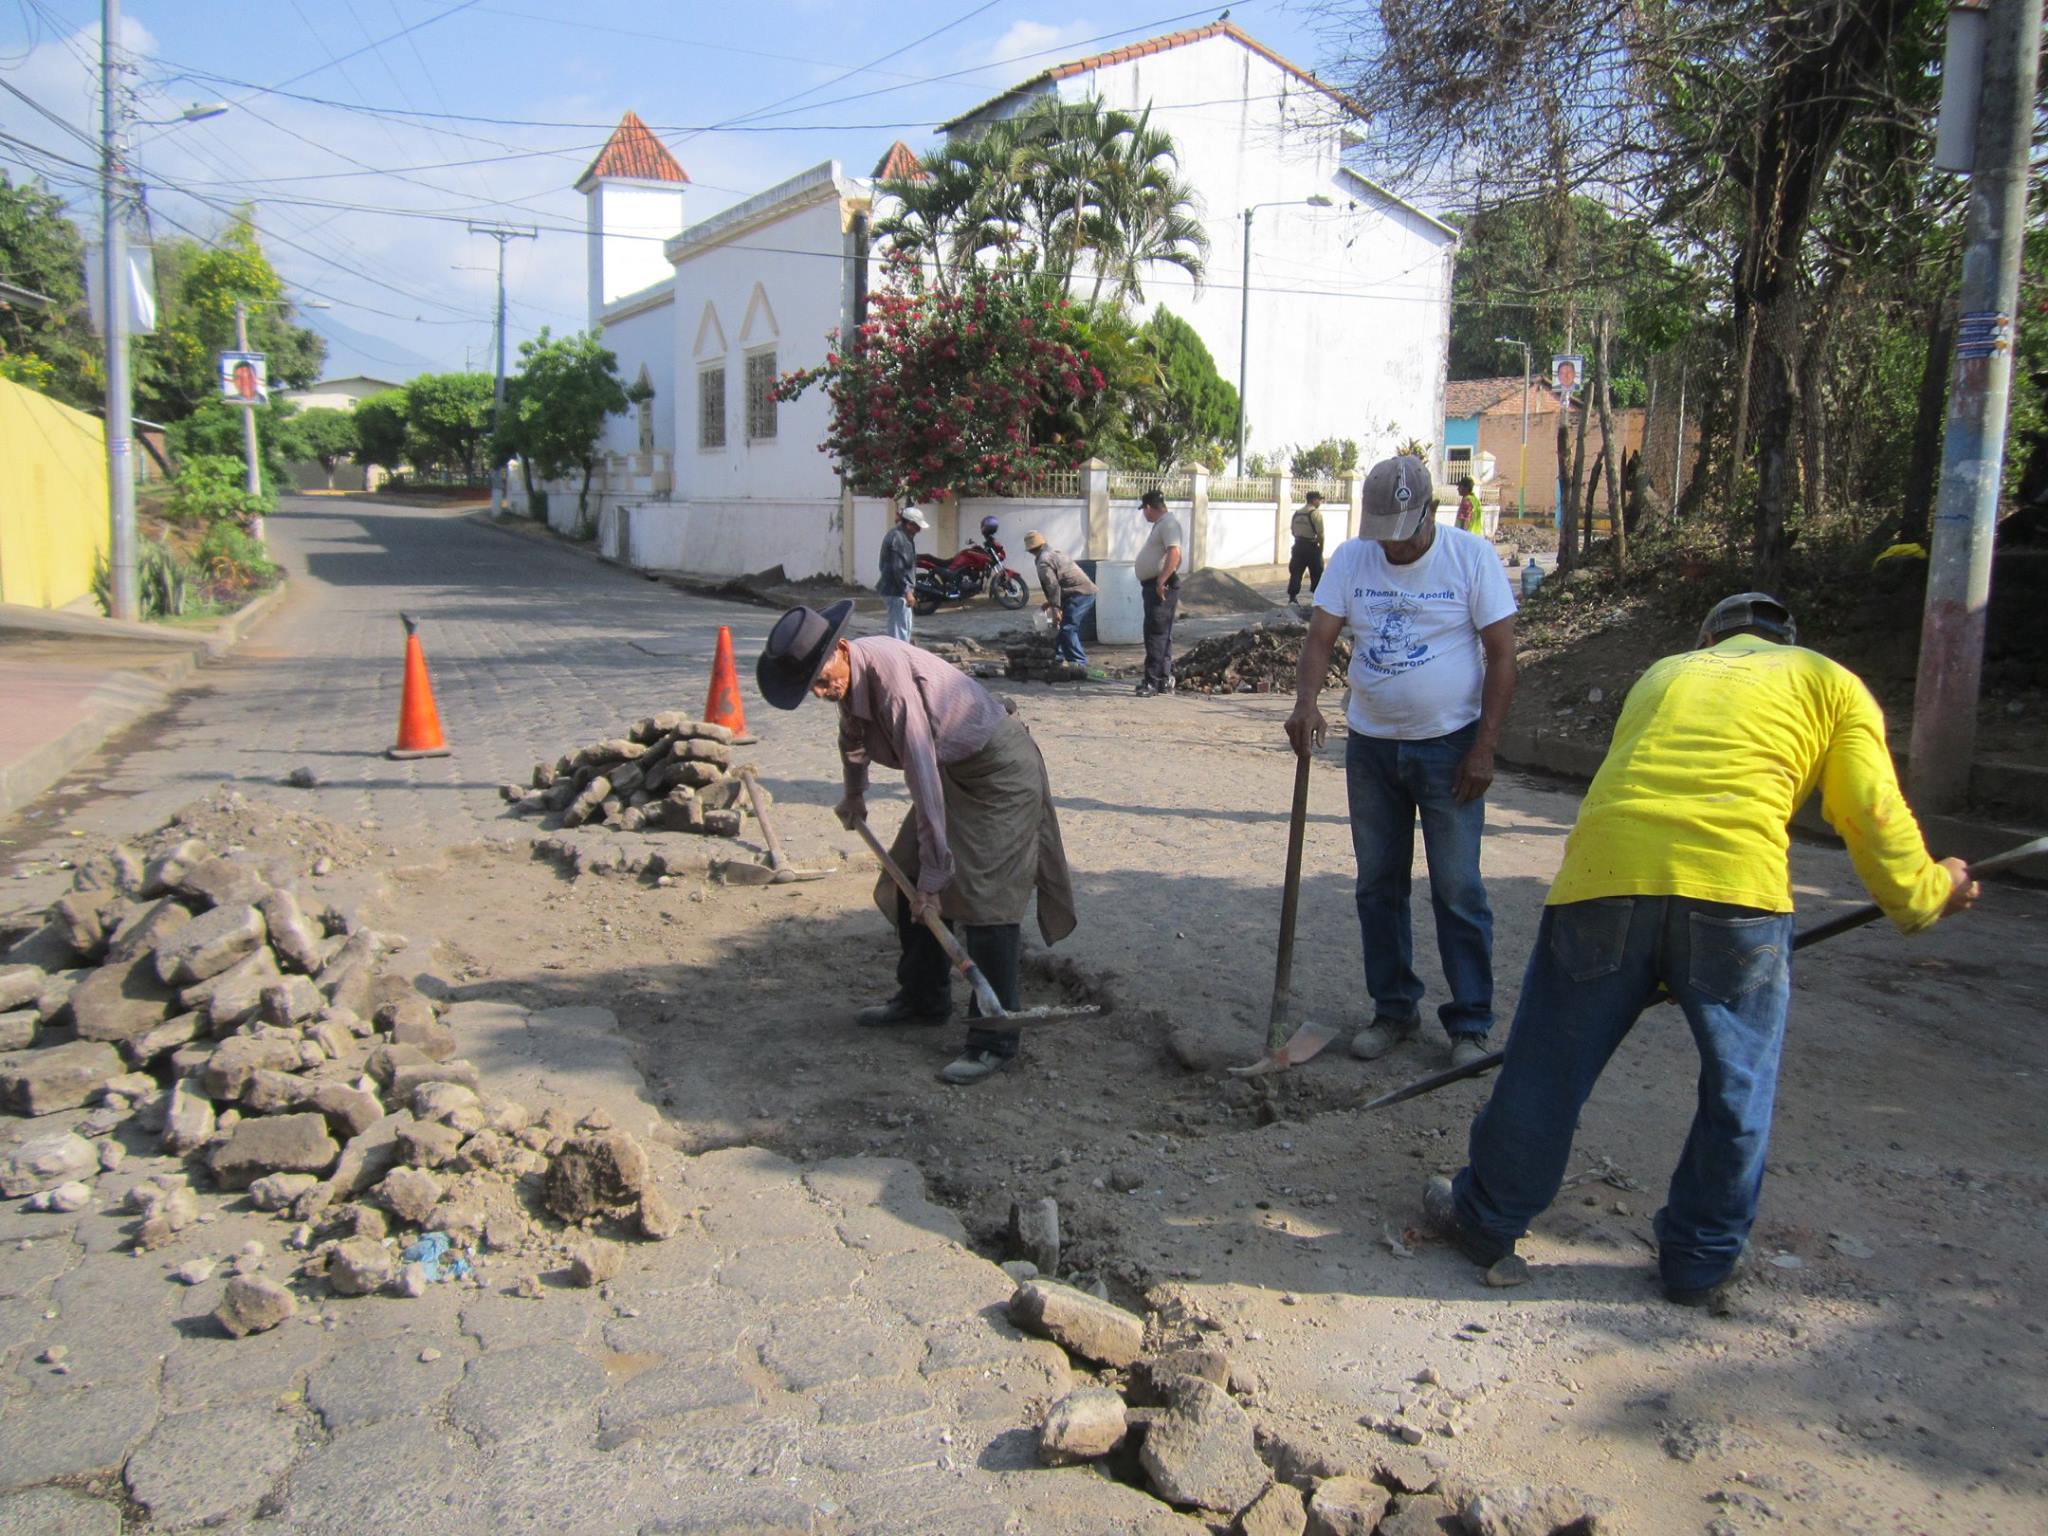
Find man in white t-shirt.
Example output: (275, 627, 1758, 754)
(1133, 489, 1184, 697)
(1284, 456, 1518, 1070)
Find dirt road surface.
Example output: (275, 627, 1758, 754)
(6, 497, 2045, 1533)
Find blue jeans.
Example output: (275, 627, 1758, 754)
(1054, 593, 1093, 664)
(1452, 896, 1794, 1291)
(1345, 723, 1493, 1037)
(885, 596, 912, 643)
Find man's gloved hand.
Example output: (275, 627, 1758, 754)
(833, 795, 866, 830)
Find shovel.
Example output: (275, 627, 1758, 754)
(1360, 831, 2048, 1113)
(1228, 744, 1334, 1076)
(720, 767, 837, 887)
(851, 817, 1101, 1026)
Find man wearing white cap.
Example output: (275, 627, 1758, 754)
(1286, 455, 1518, 1071)
(879, 506, 927, 643)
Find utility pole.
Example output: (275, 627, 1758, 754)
(1909, 0, 2042, 811)
(468, 223, 536, 516)
(1494, 337, 1531, 518)
(100, 0, 136, 621)
(233, 298, 263, 544)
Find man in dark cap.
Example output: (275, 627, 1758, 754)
(1421, 592, 1979, 1309)
(757, 602, 1077, 1084)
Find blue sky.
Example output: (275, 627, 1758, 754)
(1, 0, 1335, 382)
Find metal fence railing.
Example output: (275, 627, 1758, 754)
(1294, 477, 1343, 501)
(1105, 468, 1194, 502)
(1008, 468, 1083, 499)
(1207, 475, 1275, 504)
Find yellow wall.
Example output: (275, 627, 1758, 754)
(0, 377, 110, 609)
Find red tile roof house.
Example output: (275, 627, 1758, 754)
(515, 26, 1460, 585)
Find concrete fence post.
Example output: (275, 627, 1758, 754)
(1082, 458, 1111, 560)
(1188, 464, 1210, 573)
(1272, 469, 1293, 565)
(839, 481, 857, 586)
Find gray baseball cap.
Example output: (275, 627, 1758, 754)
(1359, 455, 1435, 541)
(1698, 591, 1797, 646)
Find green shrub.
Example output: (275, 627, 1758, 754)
(194, 520, 280, 593)
(92, 537, 192, 620)
(167, 455, 270, 525)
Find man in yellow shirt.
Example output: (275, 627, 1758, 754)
(1426, 592, 1978, 1310)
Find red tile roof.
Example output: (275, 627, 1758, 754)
(872, 140, 925, 181)
(943, 22, 1365, 130)
(1445, 377, 1524, 418)
(576, 111, 688, 192)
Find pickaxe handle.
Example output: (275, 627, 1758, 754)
(852, 818, 1007, 1019)
(1361, 834, 2048, 1113)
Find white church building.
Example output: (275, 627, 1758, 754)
(513, 23, 1457, 584)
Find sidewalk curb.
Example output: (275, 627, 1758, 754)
(0, 581, 288, 824)
(466, 510, 611, 567)
(1497, 723, 2048, 879)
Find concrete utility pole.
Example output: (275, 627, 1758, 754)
(468, 224, 536, 516)
(1909, 0, 2043, 810)
(234, 300, 261, 544)
(101, 0, 136, 621)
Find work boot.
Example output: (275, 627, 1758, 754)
(856, 993, 950, 1028)
(1664, 1247, 1748, 1316)
(1349, 1014, 1420, 1060)
(1421, 1175, 1511, 1268)
(939, 1048, 1013, 1086)
(1447, 1035, 1492, 1070)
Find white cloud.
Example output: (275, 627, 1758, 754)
(973, 19, 1098, 71)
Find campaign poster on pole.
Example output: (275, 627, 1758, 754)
(218, 351, 268, 406)
(1551, 354, 1584, 405)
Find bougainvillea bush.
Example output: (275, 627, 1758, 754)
(774, 257, 1106, 500)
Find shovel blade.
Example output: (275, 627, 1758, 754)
(1227, 1019, 1335, 1076)
(718, 860, 778, 887)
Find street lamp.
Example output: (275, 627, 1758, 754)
(1494, 335, 1531, 519)
(132, 103, 230, 126)
(100, 0, 230, 620)
(1236, 194, 1335, 476)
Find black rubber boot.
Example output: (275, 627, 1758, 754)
(943, 923, 1021, 1084)
(884, 890, 952, 1021)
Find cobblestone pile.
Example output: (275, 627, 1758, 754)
(0, 816, 679, 1329)
(1003, 634, 1088, 684)
(1173, 622, 1351, 696)
(501, 711, 755, 837)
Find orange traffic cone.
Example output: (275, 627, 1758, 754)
(703, 625, 755, 743)
(387, 613, 452, 759)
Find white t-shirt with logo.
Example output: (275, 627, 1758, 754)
(1312, 527, 1517, 740)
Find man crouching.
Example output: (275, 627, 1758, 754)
(757, 601, 1076, 1084)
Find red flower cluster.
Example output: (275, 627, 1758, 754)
(773, 255, 1105, 499)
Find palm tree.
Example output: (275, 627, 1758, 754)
(1089, 113, 1208, 306)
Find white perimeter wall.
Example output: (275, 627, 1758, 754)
(972, 34, 1453, 465)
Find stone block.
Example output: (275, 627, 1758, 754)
(1008, 1279, 1145, 1368)
(1038, 1387, 1127, 1465)
(374, 1165, 444, 1225)
(396, 1119, 463, 1168)
(209, 1112, 340, 1189)
(0, 1039, 123, 1115)
(0, 1011, 35, 1051)
(153, 903, 267, 986)
(1242, 1483, 1309, 1536)
(328, 1236, 399, 1295)
(1377, 1494, 1459, 1536)
(379, 995, 457, 1061)
(248, 1171, 320, 1210)
(1140, 1377, 1268, 1516)
(542, 1130, 650, 1220)
(0, 963, 43, 1012)
(199, 1035, 304, 1100)
(192, 948, 282, 1032)
(53, 889, 123, 960)
(122, 1009, 203, 1067)
(162, 1079, 217, 1154)
(0, 1130, 97, 1196)
(216, 1273, 295, 1336)
(69, 953, 178, 1043)
(387, 1057, 479, 1100)
(259, 888, 325, 973)
(306, 1082, 384, 1141)
(1456, 1485, 1612, 1536)
(1009, 1195, 1060, 1274)
(170, 855, 269, 910)
(103, 896, 194, 966)
(1304, 1477, 1392, 1536)
(260, 975, 325, 1026)
(243, 1067, 313, 1115)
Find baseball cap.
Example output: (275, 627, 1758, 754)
(899, 506, 929, 531)
(1359, 455, 1434, 541)
(1698, 592, 1797, 646)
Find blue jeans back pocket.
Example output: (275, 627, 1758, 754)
(1548, 898, 1633, 981)
(1687, 912, 1786, 1003)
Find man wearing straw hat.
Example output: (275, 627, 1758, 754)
(1024, 530, 1098, 669)
(757, 601, 1077, 1084)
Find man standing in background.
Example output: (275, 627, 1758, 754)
(1135, 489, 1183, 698)
(878, 505, 926, 643)
(1287, 489, 1326, 608)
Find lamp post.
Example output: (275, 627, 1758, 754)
(1494, 336, 1531, 518)
(1235, 194, 1334, 477)
(99, 0, 227, 619)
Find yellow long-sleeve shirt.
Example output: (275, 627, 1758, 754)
(1548, 634, 1951, 932)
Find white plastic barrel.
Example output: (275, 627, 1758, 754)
(1092, 560, 1143, 643)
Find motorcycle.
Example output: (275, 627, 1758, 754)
(912, 518, 1031, 616)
